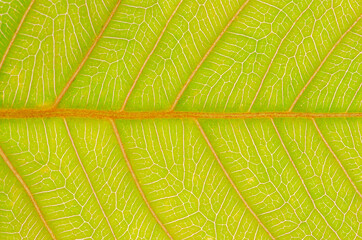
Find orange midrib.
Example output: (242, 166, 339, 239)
(0, 108, 361, 119)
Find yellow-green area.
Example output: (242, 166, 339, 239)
(0, 0, 361, 239)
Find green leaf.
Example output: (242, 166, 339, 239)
(0, 0, 361, 239)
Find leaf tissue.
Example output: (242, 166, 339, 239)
(0, 0, 361, 239)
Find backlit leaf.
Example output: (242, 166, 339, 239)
(0, 0, 361, 239)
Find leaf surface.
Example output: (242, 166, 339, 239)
(0, 0, 361, 239)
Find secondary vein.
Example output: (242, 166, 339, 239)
(52, 0, 123, 109)
(288, 13, 362, 112)
(312, 119, 362, 200)
(194, 118, 275, 239)
(271, 119, 341, 239)
(0, 145, 56, 240)
(63, 119, 117, 239)
(169, 0, 251, 111)
(0, 0, 35, 71)
(110, 119, 174, 239)
(248, 0, 313, 112)
(120, 0, 184, 111)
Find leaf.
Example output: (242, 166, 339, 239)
(0, 0, 361, 239)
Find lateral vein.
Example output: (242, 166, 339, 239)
(312, 119, 362, 200)
(0, 0, 35, 71)
(52, 0, 123, 108)
(288, 14, 362, 111)
(271, 119, 341, 239)
(0, 145, 56, 240)
(248, 1, 313, 111)
(120, 0, 184, 111)
(110, 120, 173, 239)
(194, 119, 275, 240)
(169, 0, 251, 111)
(63, 119, 117, 239)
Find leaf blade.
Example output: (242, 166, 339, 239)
(0, 0, 361, 239)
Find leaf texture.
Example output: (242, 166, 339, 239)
(0, 0, 361, 239)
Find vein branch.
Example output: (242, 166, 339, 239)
(52, 0, 123, 109)
(169, 0, 250, 111)
(346, 82, 362, 112)
(312, 118, 362, 199)
(110, 120, 173, 240)
(248, 1, 313, 112)
(288, 14, 362, 112)
(63, 119, 117, 239)
(194, 119, 275, 239)
(0, 145, 56, 240)
(120, 0, 184, 111)
(271, 119, 341, 239)
(0, 0, 35, 71)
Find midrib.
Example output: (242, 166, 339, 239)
(0, 108, 361, 119)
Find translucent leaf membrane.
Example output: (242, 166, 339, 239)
(201, 118, 362, 238)
(0, 0, 118, 108)
(176, 0, 313, 112)
(274, 118, 362, 239)
(0, 0, 32, 58)
(1, 118, 362, 239)
(0, 158, 50, 239)
(116, 119, 270, 239)
(59, 0, 181, 110)
(0, 0, 361, 239)
(294, 21, 362, 113)
(176, 0, 362, 113)
(122, 0, 246, 111)
(0, 0, 361, 112)
(0, 119, 167, 239)
(316, 118, 362, 192)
